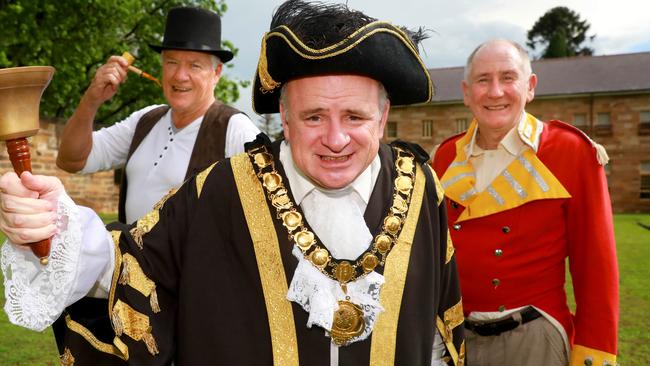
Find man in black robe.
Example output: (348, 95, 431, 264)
(0, 1, 465, 364)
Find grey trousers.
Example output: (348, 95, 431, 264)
(465, 316, 568, 366)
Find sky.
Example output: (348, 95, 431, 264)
(220, 0, 650, 120)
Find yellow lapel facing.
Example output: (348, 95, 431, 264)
(439, 120, 479, 205)
(441, 115, 571, 222)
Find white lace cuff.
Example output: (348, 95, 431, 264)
(286, 246, 384, 345)
(1, 193, 112, 331)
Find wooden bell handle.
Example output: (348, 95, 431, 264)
(6, 137, 51, 265)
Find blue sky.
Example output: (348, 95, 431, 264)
(220, 0, 649, 119)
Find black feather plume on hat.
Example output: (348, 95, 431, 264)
(270, 0, 428, 51)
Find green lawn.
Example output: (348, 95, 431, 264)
(0, 214, 648, 365)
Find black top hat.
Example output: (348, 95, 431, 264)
(252, 0, 434, 114)
(149, 6, 233, 63)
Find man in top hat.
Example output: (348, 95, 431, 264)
(57, 6, 259, 224)
(0, 1, 464, 364)
(51, 6, 258, 364)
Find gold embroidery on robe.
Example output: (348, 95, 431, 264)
(445, 230, 455, 264)
(153, 187, 178, 210)
(111, 300, 159, 356)
(436, 316, 459, 365)
(427, 164, 445, 206)
(231, 153, 299, 366)
(118, 253, 160, 313)
(458, 341, 466, 366)
(129, 209, 160, 249)
(444, 299, 464, 331)
(65, 315, 127, 360)
(369, 164, 425, 365)
(196, 162, 217, 198)
(108, 231, 123, 334)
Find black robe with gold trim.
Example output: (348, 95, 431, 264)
(68, 136, 464, 365)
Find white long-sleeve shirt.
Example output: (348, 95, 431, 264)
(80, 104, 260, 223)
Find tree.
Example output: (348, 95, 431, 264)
(0, 0, 248, 125)
(527, 6, 595, 59)
(544, 28, 570, 58)
(256, 114, 283, 141)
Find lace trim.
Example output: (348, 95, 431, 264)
(1, 194, 81, 331)
(286, 246, 385, 344)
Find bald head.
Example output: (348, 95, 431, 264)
(464, 39, 532, 82)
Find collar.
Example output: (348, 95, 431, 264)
(467, 113, 533, 158)
(440, 112, 571, 221)
(169, 109, 204, 134)
(278, 141, 380, 205)
(517, 112, 544, 152)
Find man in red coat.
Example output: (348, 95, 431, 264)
(432, 39, 618, 366)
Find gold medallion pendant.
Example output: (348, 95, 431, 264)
(331, 300, 365, 345)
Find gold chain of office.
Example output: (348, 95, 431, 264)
(247, 145, 416, 285)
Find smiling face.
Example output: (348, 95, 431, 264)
(161, 49, 221, 125)
(280, 75, 389, 190)
(462, 40, 537, 134)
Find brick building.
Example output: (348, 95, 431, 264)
(387, 51, 650, 213)
(0, 119, 119, 214)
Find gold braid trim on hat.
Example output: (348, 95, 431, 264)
(257, 21, 434, 99)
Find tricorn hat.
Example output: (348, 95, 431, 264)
(149, 6, 234, 63)
(252, 0, 434, 114)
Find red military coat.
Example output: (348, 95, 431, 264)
(432, 115, 618, 365)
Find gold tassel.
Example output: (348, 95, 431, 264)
(60, 347, 75, 366)
(118, 261, 129, 285)
(142, 330, 160, 355)
(111, 308, 124, 336)
(257, 33, 281, 92)
(129, 227, 144, 249)
(150, 285, 161, 313)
